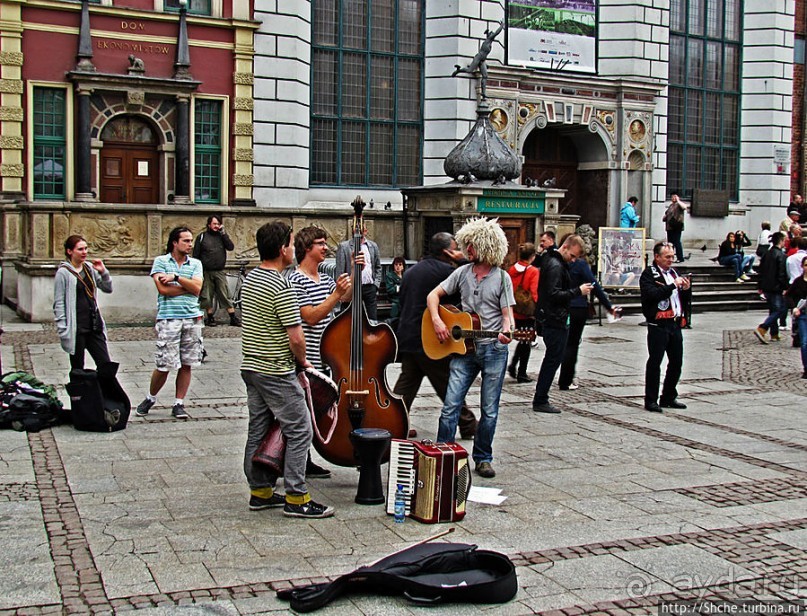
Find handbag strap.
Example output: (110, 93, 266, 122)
(514, 265, 532, 291)
(60, 263, 97, 303)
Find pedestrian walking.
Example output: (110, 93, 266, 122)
(785, 256, 807, 378)
(754, 232, 789, 344)
(507, 243, 539, 383)
(532, 234, 592, 414)
(620, 197, 640, 228)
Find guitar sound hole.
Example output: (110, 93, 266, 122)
(451, 325, 463, 341)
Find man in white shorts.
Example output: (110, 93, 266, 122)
(135, 226, 204, 420)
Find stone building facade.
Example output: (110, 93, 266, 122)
(0, 0, 800, 321)
(252, 0, 796, 258)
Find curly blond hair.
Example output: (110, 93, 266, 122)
(455, 217, 509, 266)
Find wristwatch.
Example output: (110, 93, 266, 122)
(173, 273, 180, 283)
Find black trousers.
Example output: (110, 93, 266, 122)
(644, 320, 683, 405)
(666, 229, 684, 262)
(70, 329, 111, 371)
(509, 317, 534, 377)
(393, 351, 478, 435)
(339, 284, 379, 321)
(558, 307, 588, 389)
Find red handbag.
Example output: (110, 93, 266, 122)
(252, 420, 285, 475)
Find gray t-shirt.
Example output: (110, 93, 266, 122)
(440, 263, 515, 339)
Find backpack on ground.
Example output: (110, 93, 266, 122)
(66, 362, 130, 432)
(277, 542, 517, 612)
(0, 371, 65, 432)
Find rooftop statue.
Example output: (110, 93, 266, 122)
(451, 22, 503, 100)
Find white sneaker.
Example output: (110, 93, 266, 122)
(736, 278, 744, 283)
(740, 274, 750, 281)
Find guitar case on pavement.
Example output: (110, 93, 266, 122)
(277, 542, 517, 611)
(66, 362, 130, 432)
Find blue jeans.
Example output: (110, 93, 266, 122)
(533, 324, 569, 405)
(761, 292, 786, 336)
(798, 314, 807, 371)
(437, 341, 508, 465)
(718, 254, 743, 279)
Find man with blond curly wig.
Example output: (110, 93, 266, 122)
(426, 217, 515, 479)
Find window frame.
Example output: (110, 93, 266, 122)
(28, 83, 73, 201)
(310, 0, 425, 188)
(192, 96, 228, 204)
(666, 0, 742, 201)
(162, 0, 219, 17)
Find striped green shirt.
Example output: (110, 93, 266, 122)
(240, 267, 301, 376)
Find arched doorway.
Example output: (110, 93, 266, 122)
(100, 116, 159, 203)
(522, 125, 610, 230)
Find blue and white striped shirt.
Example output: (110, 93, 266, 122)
(150, 254, 204, 320)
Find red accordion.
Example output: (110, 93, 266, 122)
(386, 439, 471, 524)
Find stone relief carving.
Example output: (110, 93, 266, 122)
(74, 216, 142, 258)
(596, 110, 615, 135)
(517, 102, 540, 127)
(624, 110, 653, 163)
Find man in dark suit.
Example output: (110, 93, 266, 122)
(335, 226, 382, 320)
(640, 242, 692, 413)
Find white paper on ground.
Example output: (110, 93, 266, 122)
(468, 486, 508, 505)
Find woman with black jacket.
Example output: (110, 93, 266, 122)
(717, 232, 754, 282)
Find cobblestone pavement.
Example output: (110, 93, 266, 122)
(0, 309, 804, 615)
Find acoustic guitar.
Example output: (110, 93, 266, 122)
(421, 304, 537, 360)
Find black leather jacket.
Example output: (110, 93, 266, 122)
(757, 246, 788, 293)
(536, 250, 580, 328)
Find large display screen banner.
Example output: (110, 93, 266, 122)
(506, 0, 597, 74)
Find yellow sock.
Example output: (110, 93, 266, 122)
(251, 487, 274, 499)
(285, 492, 311, 505)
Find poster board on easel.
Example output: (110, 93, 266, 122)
(597, 227, 645, 289)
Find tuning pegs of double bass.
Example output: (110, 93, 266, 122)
(351, 195, 366, 215)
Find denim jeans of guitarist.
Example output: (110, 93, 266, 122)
(437, 341, 508, 465)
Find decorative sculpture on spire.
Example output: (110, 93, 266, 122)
(451, 21, 503, 100)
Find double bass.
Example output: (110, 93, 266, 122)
(315, 196, 409, 467)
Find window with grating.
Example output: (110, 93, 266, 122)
(33, 87, 66, 200)
(165, 0, 211, 15)
(667, 0, 741, 201)
(311, 0, 424, 187)
(194, 99, 222, 204)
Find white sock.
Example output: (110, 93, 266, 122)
(174, 398, 184, 406)
(146, 394, 156, 403)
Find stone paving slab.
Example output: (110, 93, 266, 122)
(0, 310, 805, 614)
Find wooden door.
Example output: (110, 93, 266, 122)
(100, 146, 158, 204)
(499, 218, 531, 270)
